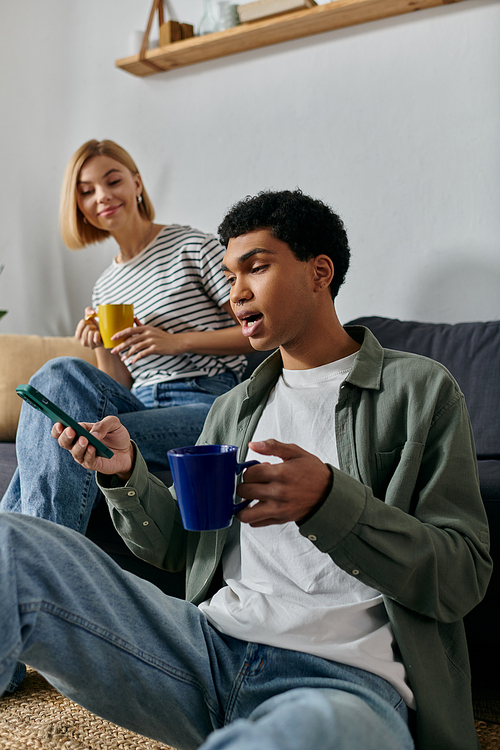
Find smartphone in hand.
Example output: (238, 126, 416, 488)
(16, 384, 114, 459)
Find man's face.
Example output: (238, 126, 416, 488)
(222, 229, 318, 360)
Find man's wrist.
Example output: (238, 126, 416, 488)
(115, 444, 136, 483)
(297, 466, 334, 525)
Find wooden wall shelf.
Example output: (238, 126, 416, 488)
(116, 0, 468, 77)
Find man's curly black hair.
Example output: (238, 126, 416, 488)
(217, 189, 350, 300)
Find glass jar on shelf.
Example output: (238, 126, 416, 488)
(198, 0, 219, 35)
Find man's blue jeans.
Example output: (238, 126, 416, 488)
(0, 356, 237, 532)
(0, 357, 238, 693)
(0, 513, 414, 750)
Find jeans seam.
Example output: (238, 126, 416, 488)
(0, 639, 22, 676)
(224, 659, 250, 724)
(224, 644, 267, 724)
(19, 601, 220, 715)
(77, 470, 97, 533)
(76, 387, 110, 532)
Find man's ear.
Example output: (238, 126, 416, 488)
(311, 255, 334, 292)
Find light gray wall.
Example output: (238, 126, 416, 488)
(0, 0, 498, 335)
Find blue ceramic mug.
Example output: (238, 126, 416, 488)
(167, 444, 259, 531)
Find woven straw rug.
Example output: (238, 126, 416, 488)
(0, 669, 175, 750)
(1, 668, 499, 749)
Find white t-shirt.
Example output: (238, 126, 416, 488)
(92, 224, 246, 388)
(200, 353, 415, 707)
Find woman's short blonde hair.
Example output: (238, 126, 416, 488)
(59, 139, 155, 249)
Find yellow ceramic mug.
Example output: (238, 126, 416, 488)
(86, 304, 134, 349)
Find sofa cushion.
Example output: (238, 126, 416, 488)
(0, 442, 17, 497)
(478, 460, 500, 501)
(0, 334, 97, 442)
(347, 317, 500, 459)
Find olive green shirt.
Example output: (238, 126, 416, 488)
(99, 326, 491, 750)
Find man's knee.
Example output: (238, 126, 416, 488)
(245, 687, 413, 750)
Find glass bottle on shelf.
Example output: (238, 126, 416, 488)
(198, 0, 219, 35)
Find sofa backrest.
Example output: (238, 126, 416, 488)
(347, 317, 500, 459)
(0, 333, 274, 443)
(0, 334, 97, 442)
(242, 348, 275, 379)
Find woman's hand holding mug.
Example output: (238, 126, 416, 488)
(76, 304, 134, 350)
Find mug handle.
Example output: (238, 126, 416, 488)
(233, 459, 259, 513)
(84, 312, 99, 327)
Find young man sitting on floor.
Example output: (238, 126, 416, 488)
(0, 190, 491, 750)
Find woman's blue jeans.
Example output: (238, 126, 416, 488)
(0, 513, 414, 750)
(0, 357, 237, 532)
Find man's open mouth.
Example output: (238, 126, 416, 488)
(242, 313, 262, 325)
(241, 312, 263, 337)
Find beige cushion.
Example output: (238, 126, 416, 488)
(0, 334, 97, 442)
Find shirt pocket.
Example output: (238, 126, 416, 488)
(376, 441, 425, 510)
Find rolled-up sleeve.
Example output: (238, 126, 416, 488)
(97, 443, 187, 571)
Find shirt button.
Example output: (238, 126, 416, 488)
(352, 569, 360, 576)
(127, 490, 135, 497)
(308, 534, 318, 541)
(143, 521, 149, 526)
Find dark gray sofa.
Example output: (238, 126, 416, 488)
(347, 316, 499, 690)
(0, 321, 497, 688)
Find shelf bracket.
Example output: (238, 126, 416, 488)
(139, 0, 166, 73)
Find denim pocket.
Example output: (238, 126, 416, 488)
(191, 372, 238, 397)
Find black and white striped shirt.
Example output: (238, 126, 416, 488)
(92, 225, 246, 388)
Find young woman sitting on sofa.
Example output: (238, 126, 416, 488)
(1, 139, 251, 572)
(1, 139, 252, 691)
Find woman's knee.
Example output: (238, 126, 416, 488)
(31, 357, 97, 388)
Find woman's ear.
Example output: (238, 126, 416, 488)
(134, 172, 144, 200)
(311, 255, 334, 292)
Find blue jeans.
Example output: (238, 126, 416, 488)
(0, 357, 237, 532)
(0, 513, 414, 750)
(0, 358, 238, 693)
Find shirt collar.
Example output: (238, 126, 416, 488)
(343, 325, 384, 391)
(246, 325, 384, 395)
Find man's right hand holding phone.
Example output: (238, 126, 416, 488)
(52, 415, 134, 481)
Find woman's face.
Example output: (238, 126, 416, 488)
(76, 155, 143, 232)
